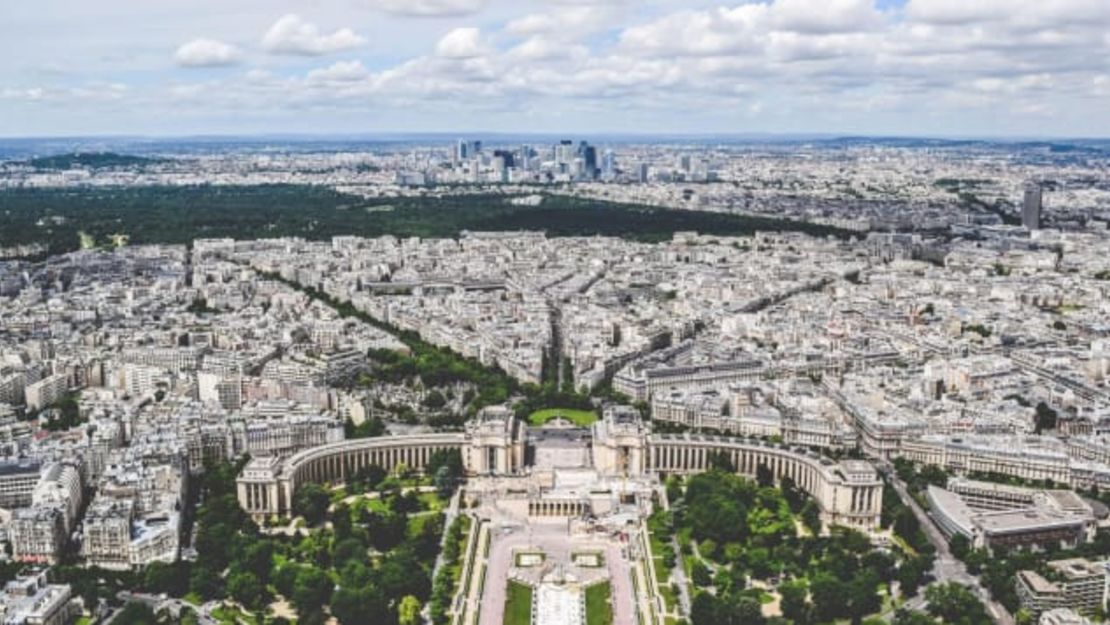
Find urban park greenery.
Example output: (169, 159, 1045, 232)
(666, 469, 933, 625)
(0, 185, 852, 257)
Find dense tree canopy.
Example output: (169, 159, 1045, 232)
(0, 185, 851, 257)
(292, 484, 331, 526)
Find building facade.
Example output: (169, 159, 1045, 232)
(236, 406, 883, 529)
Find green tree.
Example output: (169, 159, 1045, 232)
(292, 567, 334, 614)
(847, 570, 882, 625)
(949, 534, 971, 560)
(348, 415, 387, 439)
(423, 390, 447, 409)
(398, 595, 422, 625)
(331, 586, 387, 625)
(332, 537, 366, 568)
(242, 540, 275, 583)
(189, 564, 223, 600)
(1034, 402, 1058, 433)
(892, 609, 936, 625)
(800, 499, 822, 536)
(378, 549, 432, 600)
(897, 555, 932, 598)
(228, 571, 265, 611)
(756, 463, 775, 488)
(893, 507, 921, 544)
(144, 561, 188, 596)
(350, 464, 387, 492)
(862, 550, 896, 584)
(736, 596, 766, 625)
(779, 579, 810, 625)
(924, 582, 990, 625)
(691, 592, 721, 625)
(433, 466, 455, 499)
(293, 484, 331, 525)
(780, 475, 805, 512)
(273, 564, 301, 598)
(708, 451, 736, 473)
(691, 561, 713, 586)
(810, 572, 848, 623)
(114, 603, 158, 625)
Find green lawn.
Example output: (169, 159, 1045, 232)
(418, 491, 445, 511)
(406, 512, 443, 538)
(528, 408, 598, 427)
(586, 581, 614, 625)
(659, 583, 678, 612)
(354, 496, 389, 513)
(504, 580, 534, 625)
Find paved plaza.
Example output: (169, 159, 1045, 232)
(477, 521, 636, 625)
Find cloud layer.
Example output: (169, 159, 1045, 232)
(5, 0, 1110, 136)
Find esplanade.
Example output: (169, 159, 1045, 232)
(237, 404, 882, 529)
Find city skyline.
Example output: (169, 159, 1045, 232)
(3, 0, 1110, 138)
(3, 3, 1110, 625)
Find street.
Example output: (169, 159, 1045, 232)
(879, 464, 1015, 625)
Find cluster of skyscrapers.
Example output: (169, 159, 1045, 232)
(452, 138, 611, 182)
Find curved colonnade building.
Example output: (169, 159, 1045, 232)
(645, 434, 881, 528)
(237, 406, 882, 530)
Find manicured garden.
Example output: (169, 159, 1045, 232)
(585, 581, 614, 625)
(527, 407, 598, 427)
(504, 580, 534, 625)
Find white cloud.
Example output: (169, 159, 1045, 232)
(0, 87, 46, 101)
(435, 27, 488, 59)
(174, 38, 241, 67)
(904, 0, 1009, 24)
(506, 6, 615, 39)
(1, 83, 129, 102)
(509, 36, 589, 62)
(262, 14, 365, 56)
(905, 0, 1109, 27)
(307, 60, 371, 83)
(770, 0, 883, 33)
(618, 6, 765, 58)
(376, 0, 487, 17)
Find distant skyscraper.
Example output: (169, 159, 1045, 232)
(519, 144, 531, 171)
(572, 157, 586, 178)
(556, 140, 574, 166)
(582, 145, 598, 179)
(638, 163, 649, 183)
(601, 150, 615, 176)
(493, 149, 514, 169)
(1023, 184, 1042, 230)
(455, 139, 468, 163)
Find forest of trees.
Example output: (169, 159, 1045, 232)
(0, 185, 852, 257)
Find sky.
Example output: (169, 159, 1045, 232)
(2, 0, 1109, 138)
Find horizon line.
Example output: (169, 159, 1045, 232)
(2, 131, 1109, 143)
